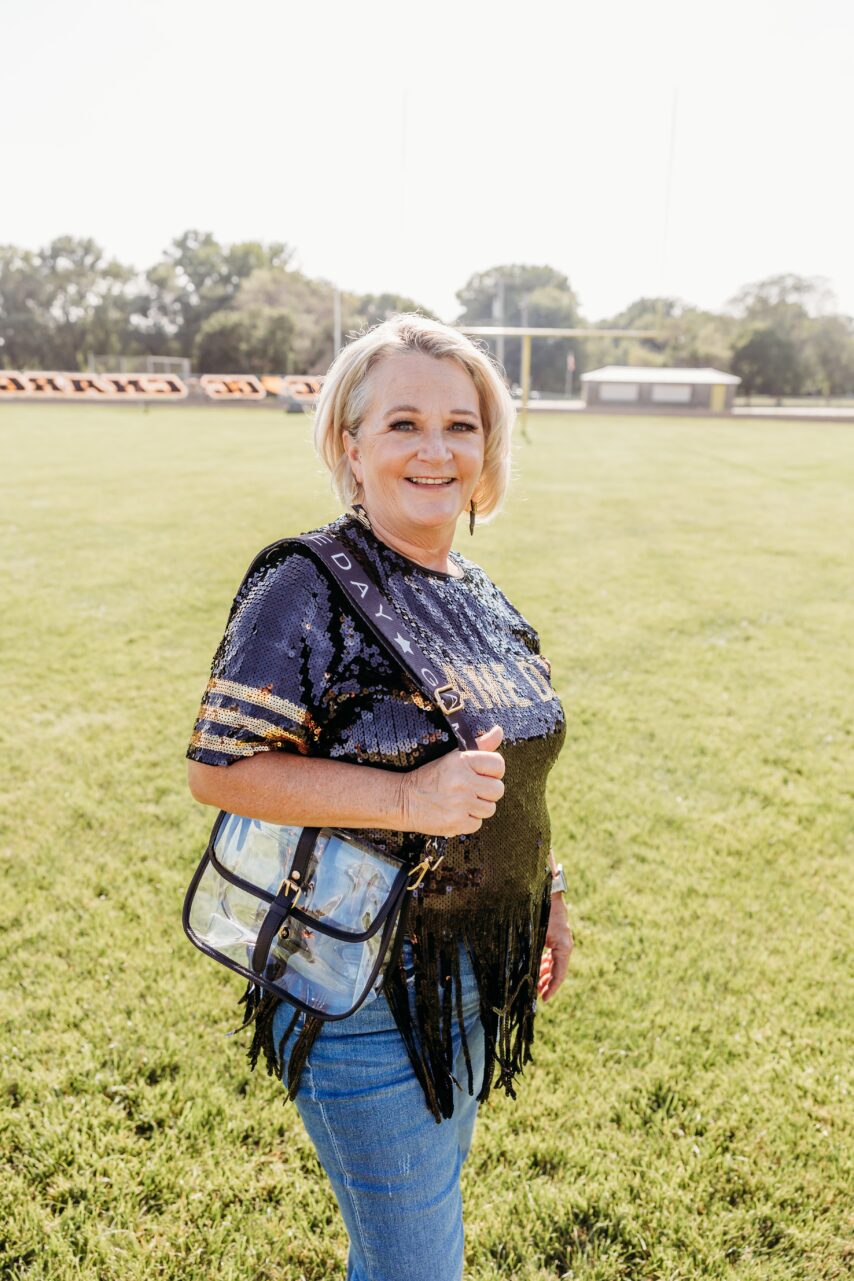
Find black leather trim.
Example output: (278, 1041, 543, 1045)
(250, 826, 318, 972)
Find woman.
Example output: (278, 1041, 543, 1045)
(186, 314, 573, 1281)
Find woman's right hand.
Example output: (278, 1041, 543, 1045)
(399, 725, 506, 837)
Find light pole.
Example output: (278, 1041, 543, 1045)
(333, 287, 342, 358)
(492, 277, 505, 369)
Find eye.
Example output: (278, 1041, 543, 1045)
(389, 420, 417, 431)
(449, 421, 479, 432)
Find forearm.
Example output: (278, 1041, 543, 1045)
(187, 752, 409, 830)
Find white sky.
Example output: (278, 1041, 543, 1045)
(2, 0, 852, 322)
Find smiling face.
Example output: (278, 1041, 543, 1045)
(342, 350, 486, 545)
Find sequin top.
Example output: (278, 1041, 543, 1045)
(187, 512, 566, 1120)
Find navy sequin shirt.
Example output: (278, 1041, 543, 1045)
(188, 512, 566, 1120)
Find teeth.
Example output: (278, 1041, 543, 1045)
(407, 478, 453, 485)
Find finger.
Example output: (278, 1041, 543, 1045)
(538, 950, 553, 995)
(545, 946, 571, 999)
(462, 750, 506, 780)
(454, 815, 483, 836)
(474, 724, 504, 751)
(467, 798, 497, 820)
(474, 777, 505, 803)
(552, 950, 570, 989)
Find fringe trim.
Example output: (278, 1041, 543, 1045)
(380, 879, 552, 1122)
(234, 878, 552, 1123)
(234, 980, 323, 1101)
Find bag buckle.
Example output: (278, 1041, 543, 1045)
(407, 851, 445, 891)
(433, 682, 465, 715)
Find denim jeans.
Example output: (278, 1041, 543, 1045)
(272, 936, 487, 1281)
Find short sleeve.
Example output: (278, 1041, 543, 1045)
(186, 546, 333, 767)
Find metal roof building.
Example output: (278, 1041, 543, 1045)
(581, 366, 741, 413)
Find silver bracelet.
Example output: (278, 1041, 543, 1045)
(550, 863, 568, 895)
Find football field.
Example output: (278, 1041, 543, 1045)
(1, 403, 851, 1280)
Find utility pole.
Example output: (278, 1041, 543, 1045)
(333, 287, 342, 358)
(492, 278, 505, 368)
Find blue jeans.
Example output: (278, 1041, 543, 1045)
(272, 937, 487, 1281)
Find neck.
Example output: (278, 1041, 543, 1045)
(360, 510, 461, 577)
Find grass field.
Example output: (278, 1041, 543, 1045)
(1, 403, 852, 1281)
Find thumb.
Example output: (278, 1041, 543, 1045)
(474, 724, 504, 752)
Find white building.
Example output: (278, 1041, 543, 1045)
(581, 366, 740, 413)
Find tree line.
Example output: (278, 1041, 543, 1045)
(1, 232, 852, 398)
(457, 267, 854, 399)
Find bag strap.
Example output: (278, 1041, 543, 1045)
(249, 825, 318, 974)
(292, 527, 479, 752)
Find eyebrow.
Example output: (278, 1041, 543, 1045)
(384, 404, 480, 418)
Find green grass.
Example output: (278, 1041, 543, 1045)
(1, 403, 852, 1280)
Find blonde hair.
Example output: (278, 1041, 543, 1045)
(313, 313, 515, 521)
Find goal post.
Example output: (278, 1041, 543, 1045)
(458, 326, 660, 438)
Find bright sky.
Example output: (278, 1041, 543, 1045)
(3, 0, 852, 323)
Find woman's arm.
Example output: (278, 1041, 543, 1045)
(187, 723, 506, 838)
(187, 753, 410, 830)
(539, 846, 574, 1002)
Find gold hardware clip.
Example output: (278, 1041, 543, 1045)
(407, 851, 445, 891)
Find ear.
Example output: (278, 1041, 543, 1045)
(341, 428, 362, 485)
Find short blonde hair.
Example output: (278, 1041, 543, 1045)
(313, 313, 515, 521)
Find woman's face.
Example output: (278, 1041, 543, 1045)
(343, 351, 485, 541)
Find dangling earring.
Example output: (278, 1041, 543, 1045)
(469, 498, 477, 536)
(351, 502, 372, 530)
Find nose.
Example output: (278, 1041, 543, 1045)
(416, 424, 452, 464)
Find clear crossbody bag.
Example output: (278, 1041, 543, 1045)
(183, 527, 477, 1020)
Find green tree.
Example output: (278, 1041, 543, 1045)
(193, 307, 295, 376)
(355, 293, 437, 328)
(587, 297, 736, 372)
(662, 306, 736, 370)
(455, 264, 582, 392)
(730, 327, 805, 399)
(236, 275, 436, 372)
(724, 273, 832, 398)
(728, 272, 835, 316)
(0, 245, 52, 368)
(140, 231, 294, 358)
(804, 315, 854, 399)
(235, 268, 349, 371)
(581, 297, 675, 372)
(0, 237, 134, 369)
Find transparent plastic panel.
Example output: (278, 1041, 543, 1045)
(298, 831, 400, 935)
(212, 817, 402, 936)
(188, 860, 395, 1016)
(213, 815, 301, 896)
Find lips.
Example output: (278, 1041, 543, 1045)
(405, 477, 455, 485)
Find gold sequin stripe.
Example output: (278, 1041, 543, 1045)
(189, 727, 309, 757)
(199, 702, 303, 742)
(189, 730, 262, 758)
(206, 676, 320, 737)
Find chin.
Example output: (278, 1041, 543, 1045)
(401, 499, 462, 528)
